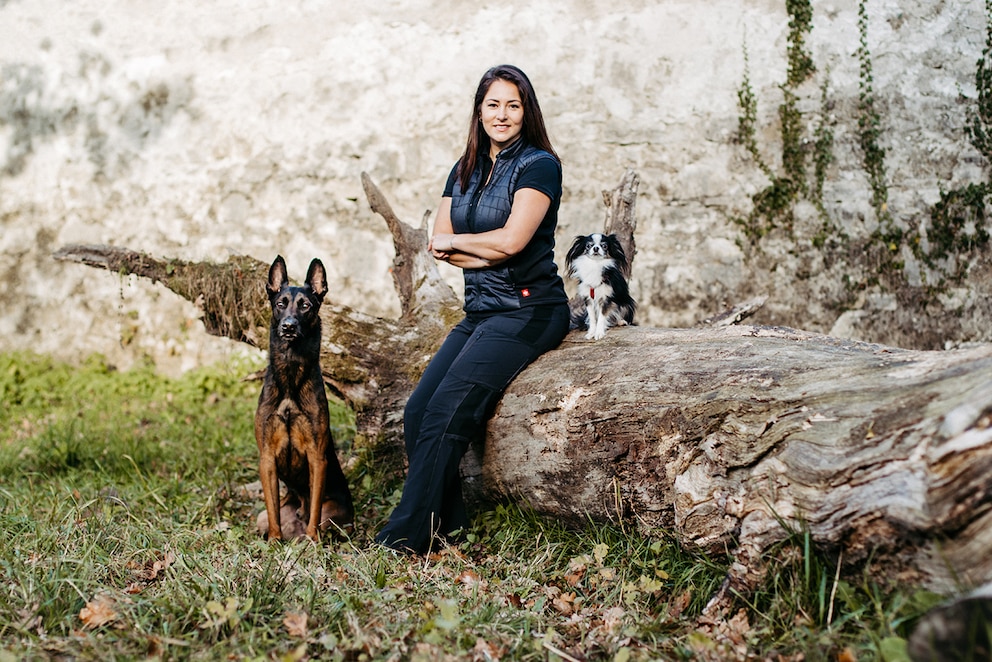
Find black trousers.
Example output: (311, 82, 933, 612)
(375, 303, 569, 554)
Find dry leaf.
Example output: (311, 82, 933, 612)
(79, 594, 119, 629)
(552, 591, 577, 616)
(132, 549, 176, 582)
(667, 590, 693, 620)
(457, 569, 481, 586)
(567, 554, 591, 574)
(837, 647, 857, 662)
(15, 604, 42, 633)
(724, 608, 751, 645)
(283, 611, 308, 639)
(600, 606, 626, 633)
(472, 637, 505, 661)
(564, 573, 584, 586)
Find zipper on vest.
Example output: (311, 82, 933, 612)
(466, 157, 494, 233)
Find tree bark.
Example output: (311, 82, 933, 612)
(601, 168, 638, 277)
(53, 171, 992, 602)
(474, 323, 992, 596)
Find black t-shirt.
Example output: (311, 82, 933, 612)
(443, 155, 560, 203)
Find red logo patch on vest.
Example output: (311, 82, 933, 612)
(521, 288, 531, 297)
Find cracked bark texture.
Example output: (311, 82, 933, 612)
(475, 324, 992, 596)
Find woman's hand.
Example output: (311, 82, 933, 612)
(428, 234, 453, 262)
(430, 234, 491, 269)
(430, 233, 456, 255)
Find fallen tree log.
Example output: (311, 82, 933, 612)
(54, 171, 992, 605)
(473, 324, 992, 597)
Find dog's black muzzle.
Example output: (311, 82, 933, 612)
(279, 318, 301, 340)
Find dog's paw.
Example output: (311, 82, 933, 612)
(587, 326, 607, 340)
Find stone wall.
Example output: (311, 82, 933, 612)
(0, 0, 987, 373)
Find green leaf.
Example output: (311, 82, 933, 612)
(878, 636, 910, 662)
(434, 599, 460, 630)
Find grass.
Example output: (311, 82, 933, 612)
(0, 351, 937, 660)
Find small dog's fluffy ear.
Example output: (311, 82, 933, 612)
(565, 235, 588, 268)
(605, 234, 629, 272)
(267, 255, 289, 297)
(306, 258, 328, 302)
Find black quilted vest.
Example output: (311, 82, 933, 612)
(448, 140, 567, 313)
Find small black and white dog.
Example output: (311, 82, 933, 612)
(565, 233, 636, 340)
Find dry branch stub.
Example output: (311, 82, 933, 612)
(601, 168, 639, 276)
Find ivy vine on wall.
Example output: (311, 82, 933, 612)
(905, 0, 992, 290)
(734, 0, 834, 243)
(736, 0, 992, 297)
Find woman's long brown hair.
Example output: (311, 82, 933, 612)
(456, 64, 559, 192)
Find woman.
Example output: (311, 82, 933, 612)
(375, 64, 570, 554)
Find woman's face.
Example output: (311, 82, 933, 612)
(479, 79, 524, 156)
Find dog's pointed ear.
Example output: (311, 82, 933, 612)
(305, 258, 328, 302)
(268, 255, 289, 298)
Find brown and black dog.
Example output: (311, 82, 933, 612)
(254, 255, 354, 542)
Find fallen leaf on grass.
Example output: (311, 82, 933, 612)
(127, 549, 176, 581)
(600, 606, 626, 634)
(457, 569, 480, 585)
(472, 637, 505, 661)
(457, 569, 488, 592)
(690, 608, 751, 660)
(567, 554, 592, 574)
(667, 590, 692, 620)
(837, 647, 857, 662)
(200, 596, 249, 630)
(724, 608, 751, 645)
(284, 611, 308, 639)
(79, 593, 119, 629)
(282, 643, 307, 661)
(434, 599, 460, 630)
(15, 603, 42, 634)
(552, 591, 577, 616)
